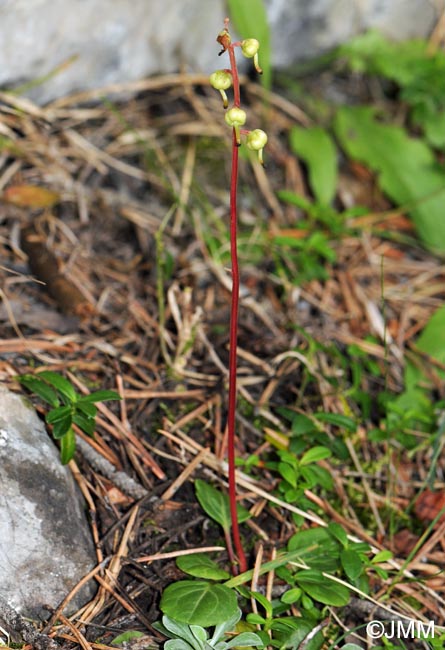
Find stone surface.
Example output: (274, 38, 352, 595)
(0, 385, 96, 617)
(0, 0, 442, 104)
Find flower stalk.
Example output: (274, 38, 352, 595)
(211, 18, 267, 575)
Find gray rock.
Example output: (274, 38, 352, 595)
(0, 385, 96, 617)
(0, 0, 440, 104)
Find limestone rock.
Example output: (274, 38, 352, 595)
(0, 0, 439, 104)
(0, 385, 96, 617)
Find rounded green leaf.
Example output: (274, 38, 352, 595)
(290, 126, 338, 206)
(295, 570, 350, 606)
(160, 581, 238, 626)
(300, 446, 331, 466)
(176, 554, 230, 580)
(195, 480, 250, 531)
(340, 549, 363, 581)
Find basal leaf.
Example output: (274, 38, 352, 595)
(79, 390, 121, 403)
(295, 570, 350, 606)
(287, 528, 340, 572)
(111, 631, 145, 646)
(226, 0, 271, 89)
(300, 445, 331, 466)
(160, 580, 238, 626)
(290, 126, 338, 205)
(49, 407, 73, 440)
(340, 549, 363, 581)
(405, 305, 445, 389)
(73, 412, 96, 436)
(176, 554, 230, 580)
(334, 106, 445, 255)
(17, 375, 59, 407)
(315, 411, 357, 433)
(195, 480, 251, 531)
(37, 371, 78, 403)
(60, 427, 76, 464)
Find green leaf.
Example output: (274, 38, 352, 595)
(340, 549, 363, 581)
(314, 411, 357, 432)
(60, 427, 76, 464)
(300, 446, 331, 466)
(287, 528, 341, 572)
(290, 126, 338, 205)
(17, 375, 60, 407)
(328, 523, 348, 547)
(226, 0, 272, 89)
(111, 631, 145, 646)
(195, 480, 251, 531)
(79, 390, 121, 403)
(225, 632, 263, 649)
(73, 412, 96, 437)
(295, 570, 350, 606)
(47, 405, 73, 439)
(371, 549, 393, 564)
(176, 554, 230, 580)
(334, 106, 445, 255)
(76, 400, 98, 418)
(164, 640, 193, 650)
(405, 305, 445, 389)
(160, 581, 238, 626)
(161, 616, 202, 649)
(280, 587, 302, 604)
(37, 371, 78, 403)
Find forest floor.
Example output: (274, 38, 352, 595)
(0, 58, 445, 650)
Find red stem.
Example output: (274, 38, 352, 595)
(226, 40, 247, 575)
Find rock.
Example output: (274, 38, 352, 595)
(0, 385, 96, 618)
(0, 0, 439, 104)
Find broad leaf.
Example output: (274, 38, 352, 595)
(47, 405, 73, 439)
(160, 581, 238, 626)
(340, 549, 363, 581)
(73, 412, 96, 436)
(288, 528, 340, 572)
(334, 106, 445, 255)
(290, 126, 337, 205)
(405, 305, 445, 389)
(295, 570, 350, 606)
(176, 554, 230, 580)
(195, 480, 251, 531)
(37, 371, 78, 403)
(17, 375, 59, 407)
(300, 446, 331, 466)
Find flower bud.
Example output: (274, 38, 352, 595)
(241, 38, 262, 74)
(210, 70, 233, 108)
(225, 107, 247, 145)
(241, 39, 259, 58)
(246, 129, 268, 165)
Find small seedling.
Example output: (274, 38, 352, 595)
(17, 371, 120, 464)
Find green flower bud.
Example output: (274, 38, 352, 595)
(210, 70, 233, 108)
(209, 70, 232, 91)
(241, 39, 262, 74)
(225, 107, 247, 145)
(246, 129, 268, 165)
(241, 39, 259, 57)
(224, 107, 247, 127)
